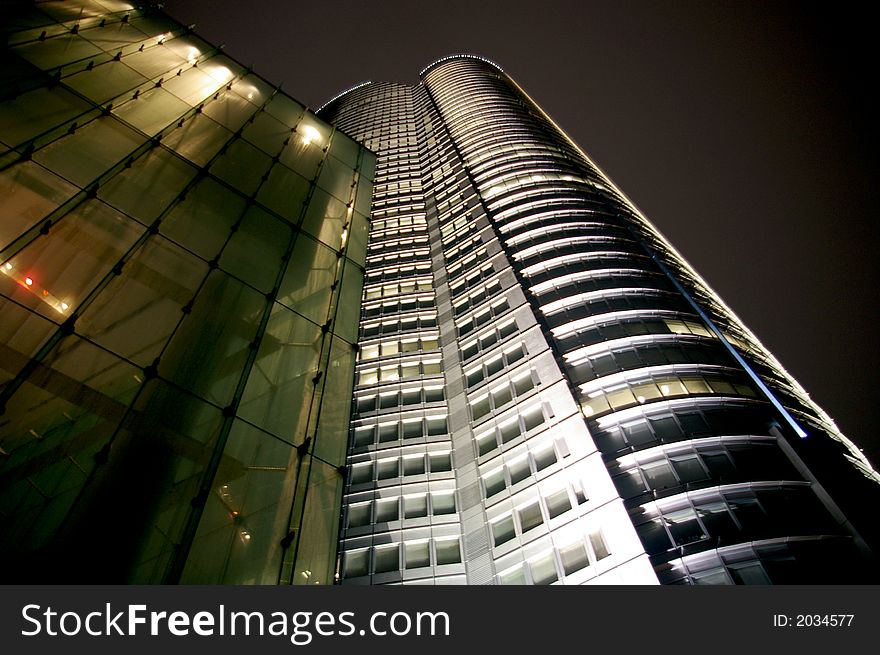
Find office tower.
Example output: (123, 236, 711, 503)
(0, 1, 374, 584)
(319, 55, 880, 585)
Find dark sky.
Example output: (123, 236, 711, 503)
(167, 1, 878, 465)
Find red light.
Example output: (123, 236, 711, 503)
(24, 277, 33, 286)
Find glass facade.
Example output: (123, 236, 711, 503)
(0, 1, 374, 584)
(320, 55, 880, 584)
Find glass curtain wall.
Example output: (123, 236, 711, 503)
(0, 0, 374, 584)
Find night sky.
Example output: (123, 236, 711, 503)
(167, 1, 878, 465)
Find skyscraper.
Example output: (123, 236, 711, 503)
(319, 55, 880, 585)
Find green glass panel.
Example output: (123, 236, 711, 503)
(347, 209, 370, 266)
(200, 55, 245, 83)
(128, 16, 179, 40)
(0, 161, 78, 250)
(160, 176, 246, 260)
(334, 259, 364, 344)
(121, 46, 185, 80)
(300, 187, 347, 250)
(328, 131, 360, 169)
(311, 335, 357, 467)
(278, 134, 324, 181)
(242, 111, 289, 156)
(354, 174, 373, 216)
(209, 138, 272, 196)
(33, 116, 144, 187)
(64, 61, 149, 105)
(103, 378, 226, 582)
(162, 65, 228, 107)
(230, 74, 274, 108)
(291, 456, 344, 585)
(218, 205, 291, 292)
(202, 90, 256, 132)
(159, 270, 266, 406)
(98, 147, 197, 224)
(160, 112, 232, 167)
(0, 85, 90, 147)
(0, 297, 58, 385)
(113, 87, 191, 136)
(316, 149, 355, 204)
(23, 1, 98, 22)
(163, 36, 213, 63)
(0, 199, 143, 320)
(78, 234, 209, 366)
(359, 149, 377, 182)
(0, 332, 142, 464)
(14, 35, 103, 70)
(264, 93, 304, 129)
(277, 233, 337, 325)
(180, 420, 300, 584)
(238, 303, 322, 441)
(254, 162, 309, 222)
(79, 22, 151, 51)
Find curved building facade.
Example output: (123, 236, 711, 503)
(320, 55, 880, 585)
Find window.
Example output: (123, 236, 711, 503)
(350, 462, 373, 484)
(533, 445, 557, 472)
(353, 426, 375, 447)
(581, 370, 757, 419)
(402, 418, 422, 439)
(589, 531, 610, 560)
(460, 319, 519, 361)
(405, 541, 430, 569)
(347, 503, 371, 528)
(474, 405, 547, 458)
(373, 545, 399, 573)
(529, 553, 558, 585)
(344, 549, 369, 578)
(457, 299, 511, 336)
(435, 538, 462, 565)
(376, 458, 399, 480)
(426, 416, 448, 436)
(353, 385, 446, 415)
(452, 279, 504, 317)
(499, 566, 526, 585)
(403, 455, 425, 475)
(404, 494, 428, 519)
(358, 357, 445, 386)
(432, 491, 456, 515)
(518, 502, 543, 533)
(492, 515, 516, 546)
(559, 542, 590, 575)
(375, 499, 399, 522)
(484, 468, 506, 497)
(545, 489, 572, 519)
